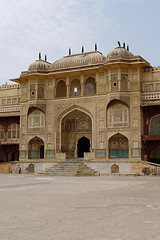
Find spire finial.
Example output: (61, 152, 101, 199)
(95, 43, 97, 51)
(117, 41, 121, 47)
(39, 52, 41, 59)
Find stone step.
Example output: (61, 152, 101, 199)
(38, 161, 99, 176)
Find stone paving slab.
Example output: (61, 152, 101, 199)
(0, 174, 160, 240)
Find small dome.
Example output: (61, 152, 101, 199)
(51, 51, 106, 70)
(28, 59, 51, 71)
(107, 47, 134, 59)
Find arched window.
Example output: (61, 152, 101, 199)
(0, 125, 4, 139)
(109, 133, 129, 158)
(70, 79, 81, 96)
(38, 84, 44, 99)
(149, 115, 160, 135)
(84, 77, 96, 95)
(28, 110, 45, 128)
(7, 124, 20, 139)
(56, 80, 66, 98)
(107, 102, 129, 127)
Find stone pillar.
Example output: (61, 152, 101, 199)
(66, 76, 70, 97)
(118, 68, 121, 91)
(80, 74, 84, 96)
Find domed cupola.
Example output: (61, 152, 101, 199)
(107, 42, 134, 59)
(28, 53, 51, 71)
(51, 45, 106, 70)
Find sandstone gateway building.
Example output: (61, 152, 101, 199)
(0, 43, 160, 175)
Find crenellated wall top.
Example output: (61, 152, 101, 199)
(0, 83, 20, 90)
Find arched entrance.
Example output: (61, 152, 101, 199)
(77, 137, 90, 158)
(61, 109, 92, 158)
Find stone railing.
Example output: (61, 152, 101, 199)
(142, 92, 160, 100)
(0, 105, 20, 113)
(0, 84, 20, 90)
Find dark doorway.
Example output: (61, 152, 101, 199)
(40, 145, 44, 159)
(150, 145, 160, 164)
(77, 137, 90, 158)
(11, 153, 15, 161)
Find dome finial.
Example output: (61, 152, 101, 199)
(39, 52, 41, 60)
(45, 55, 47, 61)
(95, 43, 97, 51)
(123, 42, 125, 49)
(82, 46, 84, 53)
(117, 41, 121, 47)
(69, 48, 71, 55)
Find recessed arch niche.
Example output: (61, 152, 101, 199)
(108, 133, 129, 158)
(28, 137, 44, 159)
(107, 100, 129, 128)
(56, 80, 66, 98)
(28, 108, 45, 129)
(84, 77, 96, 96)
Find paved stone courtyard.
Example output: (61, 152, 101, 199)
(0, 174, 160, 240)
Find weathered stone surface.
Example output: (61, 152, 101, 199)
(0, 174, 160, 240)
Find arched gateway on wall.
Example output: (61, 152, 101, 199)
(60, 108, 92, 158)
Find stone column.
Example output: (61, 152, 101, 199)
(80, 74, 84, 96)
(118, 68, 121, 91)
(66, 76, 70, 97)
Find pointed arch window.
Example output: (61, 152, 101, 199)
(56, 80, 66, 98)
(149, 115, 160, 135)
(28, 110, 45, 128)
(107, 103, 129, 127)
(84, 77, 96, 95)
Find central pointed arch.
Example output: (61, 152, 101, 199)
(59, 107, 92, 158)
(56, 105, 93, 151)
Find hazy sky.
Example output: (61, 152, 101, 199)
(0, 0, 160, 85)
